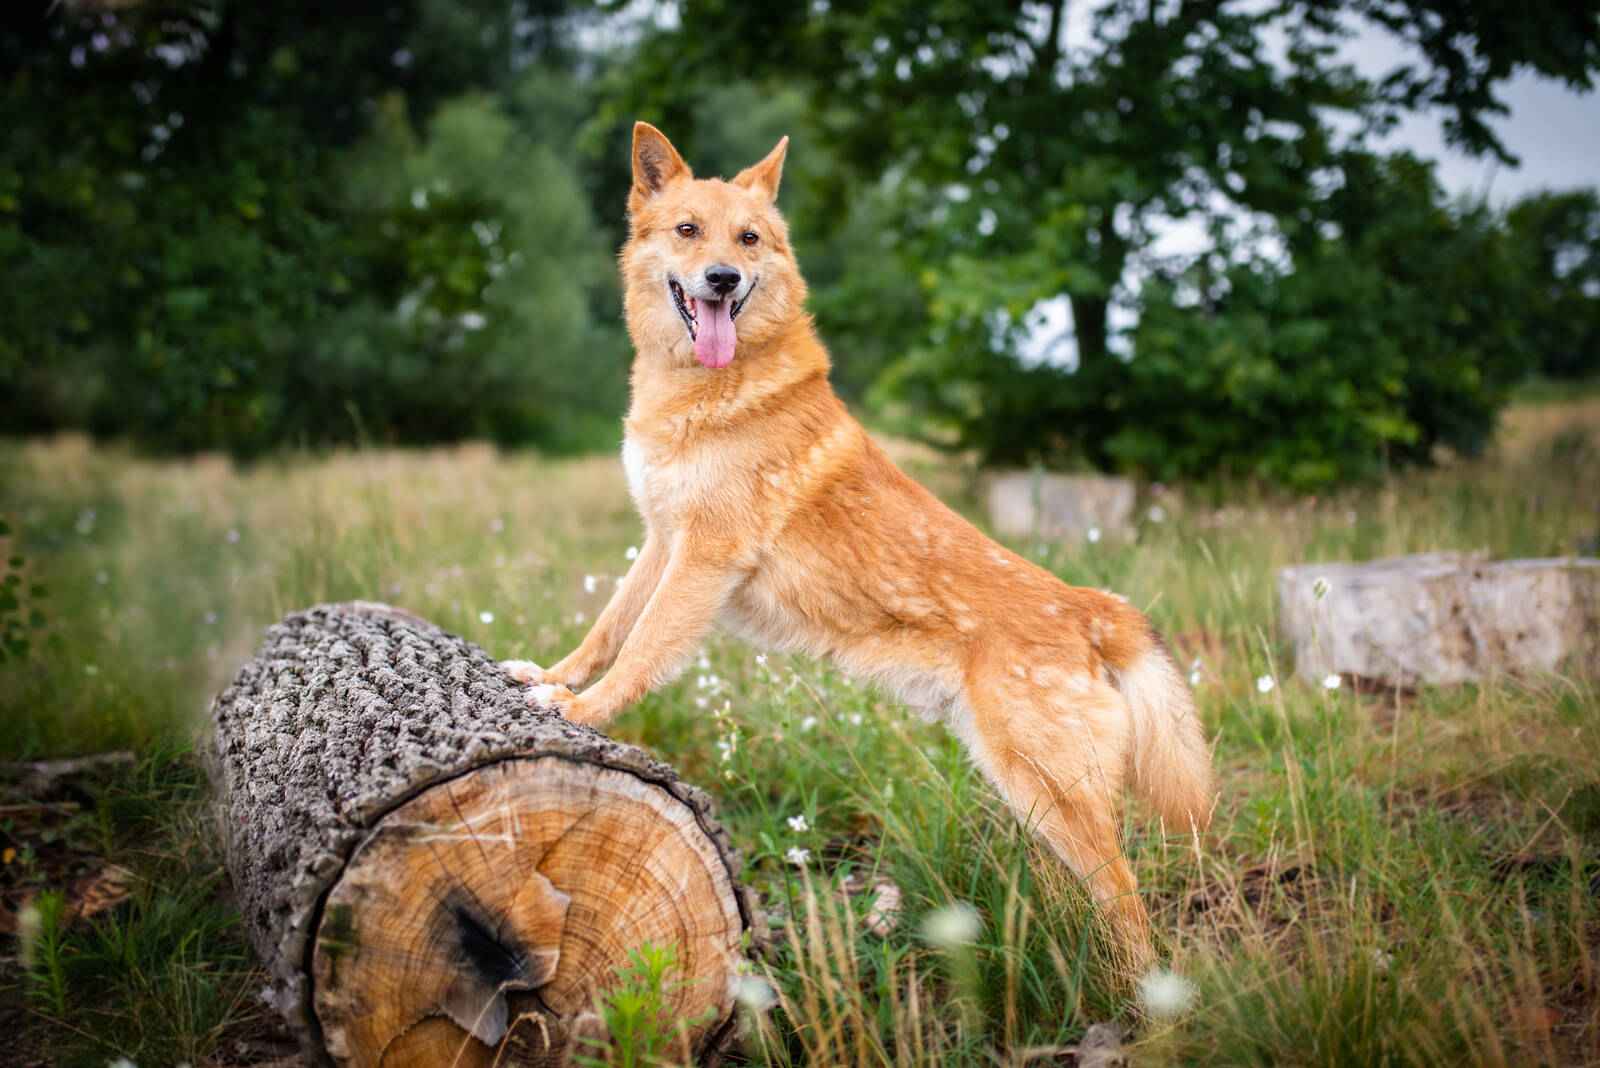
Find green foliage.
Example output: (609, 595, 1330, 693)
(4, 413, 1597, 1062)
(616, 0, 1600, 486)
(1101, 156, 1534, 486)
(0, 0, 621, 456)
(21, 890, 70, 1016)
(577, 941, 709, 1067)
(1505, 189, 1600, 380)
(4, 0, 1599, 482)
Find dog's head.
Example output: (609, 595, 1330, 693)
(620, 122, 806, 370)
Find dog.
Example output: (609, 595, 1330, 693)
(503, 122, 1213, 967)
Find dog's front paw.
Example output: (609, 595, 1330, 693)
(502, 659, 548, 686)
(526, 682, 580, 719)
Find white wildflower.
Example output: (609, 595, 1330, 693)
(1256, 674, 1275, 694)
(226, 528, 240, 543)
(799, 715, 818, 732)
(849, 713, 863, 726)
(755, 653, 768, 667)
(583, 574, 598, 594)
(1189, 668, 1202, 687)
(697, 652, 711, 669)
(786, 814, 809, 833)
(1147, 505, 1167, 523)
(478, 611, 494, 624)
(1322, 673, 1342, 691)
(733, 975, 777, 1012)
(573, 612, 586, 625)
(625, 545, 639, 560)
(922, 902, 981, 948)
(695, 697, 708, 709)
(204, 611, 219, 625)
(1087, 526, 1102, 543)
(785, 846, 810, 867)
(1137, 968, 1197, 1017)
(410, 188, 428, 209)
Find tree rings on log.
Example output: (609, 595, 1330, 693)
(312, 757, 747, 1066)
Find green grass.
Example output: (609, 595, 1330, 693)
(1, 397, 1597, 1066)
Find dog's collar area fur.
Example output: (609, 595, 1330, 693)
(667, 276, 759, 344)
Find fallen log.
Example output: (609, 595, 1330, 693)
(209, 602, 762, 1067)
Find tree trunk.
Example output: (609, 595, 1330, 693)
(208, 602, 764, 1067)
(1069, 291, 1109, 366)
(1277, 553, 1600, 687)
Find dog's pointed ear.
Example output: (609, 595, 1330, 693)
(733, 136, 789, 202)
(631, 122, 691, 206)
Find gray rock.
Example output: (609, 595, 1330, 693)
(985, 471, 1136, 540)
(1278, 553, 1600, 686)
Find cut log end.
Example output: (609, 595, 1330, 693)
(209, 603, 762, 1067)
(311, 757, 747, 1066)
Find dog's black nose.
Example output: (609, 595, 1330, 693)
(705, 264, 741, 296)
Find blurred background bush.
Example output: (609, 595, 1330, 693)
(3, 0, 1597, 485)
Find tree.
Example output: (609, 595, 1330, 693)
(0, 0, 621, 453)
(1505, 189, 1600, 380)
(613, 0, 1599, 481)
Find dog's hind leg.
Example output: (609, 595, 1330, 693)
(960, 672, 1154, 970)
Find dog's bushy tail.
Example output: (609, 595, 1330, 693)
(1111, 638, 1213, 831)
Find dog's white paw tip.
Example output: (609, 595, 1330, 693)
(527, 683, 574, 711)
(503, 660, 545, 685)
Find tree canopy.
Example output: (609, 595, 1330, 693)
(3, 0, 1597, 483)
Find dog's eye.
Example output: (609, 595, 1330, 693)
(676, 222, 698, 238)
(740, 230, 759, 246)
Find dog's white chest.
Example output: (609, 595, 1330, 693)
(621, 436, 649, 507)
(620, 433, 742, 528)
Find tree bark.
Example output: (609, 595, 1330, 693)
(1070, 291, 1110, 366)
(208, 602, 763, 1067)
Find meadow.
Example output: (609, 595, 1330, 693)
(1, 393, 1596, 1067)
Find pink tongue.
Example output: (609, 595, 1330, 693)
(692, 297, 736, 369)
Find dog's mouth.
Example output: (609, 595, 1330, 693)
(668, 278, 756, 370)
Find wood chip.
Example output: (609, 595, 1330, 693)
(1074, 1021, 1128, 1068)
(864, 880, 902, 937)
(2, 751, 135, 793)
(67, 862, 135, 922)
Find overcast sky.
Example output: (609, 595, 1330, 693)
(1352, 28, 1600, 202)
